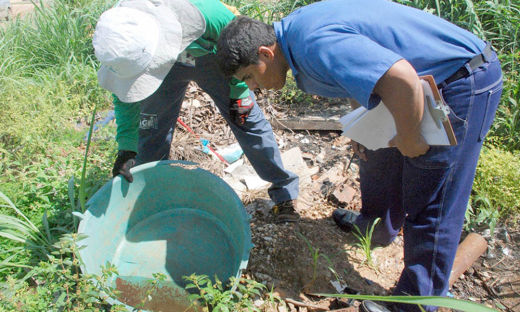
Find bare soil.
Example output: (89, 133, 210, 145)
(9, 0, 38, 19)
(173, 84, 520, 312)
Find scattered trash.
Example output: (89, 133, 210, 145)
(330, 280, 347, 293)
(83, 110, 115, 141)
(216, 142, 244, 164)
(177, 117, 228, 164)
(165, 83, 517, 309)
(244, 175, 270, 190)
(499, 228, 510, 243)
(486, 246, 496, 260)
(224, 159, 244, 174)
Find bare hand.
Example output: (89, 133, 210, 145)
(388, 134, 429, 158)
(351, 140, 368, 161)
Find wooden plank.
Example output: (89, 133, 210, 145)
(270, 117, 343, 131)
(269, 102, 351, 130)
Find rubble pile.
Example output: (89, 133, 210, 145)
(169, 82, 520, 312)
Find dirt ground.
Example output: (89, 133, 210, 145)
(172, 84, 520, 312)
(7, 0, 38, 20)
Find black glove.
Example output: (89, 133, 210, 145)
(112, 150, 137, 183)
(230, 96, 254, 125)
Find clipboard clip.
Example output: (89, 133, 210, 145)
(426, 95, 450, 129)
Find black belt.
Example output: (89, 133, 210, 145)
(437, 42, 493, 89)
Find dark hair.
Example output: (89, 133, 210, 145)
(217, 16, 276, 77)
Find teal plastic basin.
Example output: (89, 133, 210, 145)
(77, 161, 252, 311)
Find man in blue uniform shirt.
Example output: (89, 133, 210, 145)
(216, 0, 502, 311)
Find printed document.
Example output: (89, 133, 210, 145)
(340, 79, 452, 151)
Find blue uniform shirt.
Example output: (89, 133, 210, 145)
(273, 0, 486, 109)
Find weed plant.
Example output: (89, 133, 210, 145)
(0, 233, 126, 312)
(352, 218, 382, 269)
(183, 274, 266, 312)
(134, 273, 168, 311)
(296, 232, 322, 281)
(296, 232, 345, 287)
(0, 0, 116, 277)
(225, 0, 320, 24)
(472, 145, 520, 221)
(465, 196, 500, 235)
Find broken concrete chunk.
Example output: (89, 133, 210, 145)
(329, 185, 356, 208)
(280, 147, 313, 187)
(222, 176, 247, 199)
(244, 175, 270, 190)
(224, 159, 244, 174)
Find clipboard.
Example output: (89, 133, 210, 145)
(339, 75, 458, 150)
(420, 75, 457, 146)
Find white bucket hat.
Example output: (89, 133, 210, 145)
(93, 0, 205, 103)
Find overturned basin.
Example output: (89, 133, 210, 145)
(77, 160, 252, 311)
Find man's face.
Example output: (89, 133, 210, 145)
(234, 47, 287, 91)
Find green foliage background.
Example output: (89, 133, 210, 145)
(473, 146, 520, 218)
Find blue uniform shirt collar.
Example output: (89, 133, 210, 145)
(273, 21, 299, 76)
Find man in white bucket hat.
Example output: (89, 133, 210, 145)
(93, 0, 301, 222)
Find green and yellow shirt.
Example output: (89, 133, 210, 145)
(113, 0, 248, 152)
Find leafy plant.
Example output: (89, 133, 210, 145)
(263, 284, 287, 311)
(472, 145, 520, 221)
(183, 274, 266, 312)
(465, 195, 500, 235)
(352, 218, 382, 268)
(0, 0, 519, 310)
(133, 272, 168, 311)
(0, 190, 54, 272)
(0, 233, 126, 312)
(319, 253, 344, 287)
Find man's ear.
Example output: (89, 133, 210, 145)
(258, 46, 275, 61)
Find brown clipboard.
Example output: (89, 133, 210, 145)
(420, 75, 458, 146)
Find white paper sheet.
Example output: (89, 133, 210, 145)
(340, 80, 451, 151)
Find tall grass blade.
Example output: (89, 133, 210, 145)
(0, 191, 40, 233)
(79, 106, 97, 212)
(312, 294, 498, 312)
(42, 209, 52, 244)
(435, 0, 441, 17)
(68, 176, 79, 229)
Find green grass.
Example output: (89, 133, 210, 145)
(472, 144, 520, 221)
(0, 0, 116, 280)
(352, 218, 382, 269)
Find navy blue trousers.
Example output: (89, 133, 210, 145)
(135, 53, 299, 204)
(355, 52, 502, 311)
